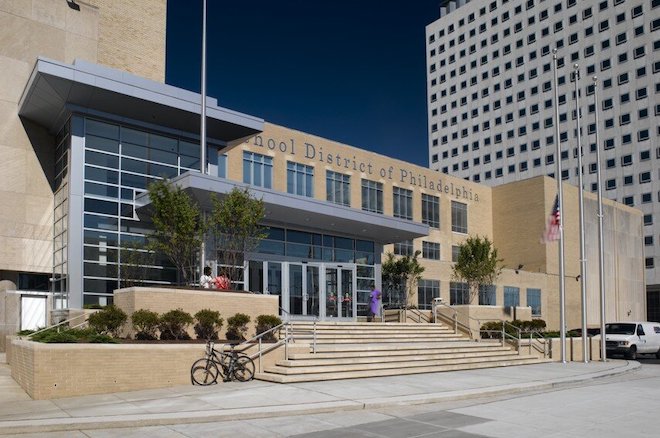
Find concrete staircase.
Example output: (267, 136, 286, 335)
(255, 321, 546, 383)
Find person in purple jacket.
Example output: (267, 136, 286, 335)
(368, 287, 382, 322)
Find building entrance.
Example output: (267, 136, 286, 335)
(248, 261, 357, 321)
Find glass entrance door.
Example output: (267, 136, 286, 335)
(323, 265, 356, 320)
(263, 262, 356, 321)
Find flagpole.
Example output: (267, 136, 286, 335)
(573, 64, 588, 363)
(553, 49, 567, 363)
(200, 0, 208, 277)
(593, 76, 607, 361)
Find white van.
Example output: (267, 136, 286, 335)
(605, 322, 660, 360)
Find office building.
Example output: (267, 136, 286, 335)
(426, 0, 660, 319)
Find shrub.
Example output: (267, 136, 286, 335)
(88, 333, 119, 343)
(255, 315, 282, 342)
(39, 331, 80, 343)
(159, 309, 193, 340)
(16, 329, 35, 336)
(88, 305, 127, 337)
(131, 309, 160, 340)
(226, 313, 251, 342)
(194, 309, 223, 340)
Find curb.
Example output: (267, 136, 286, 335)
(0, 361, 639, 435)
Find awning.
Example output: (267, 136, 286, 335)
(136, 172, 429, 245)
(18, 58, 263, 145)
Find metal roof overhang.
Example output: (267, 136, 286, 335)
(18, 58, 263, 144)
(136, 172, 429, 245)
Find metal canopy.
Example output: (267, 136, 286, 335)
(136, 172, 429, 245)
(18, 58, 263, 143)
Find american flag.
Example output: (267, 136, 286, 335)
(542, 195, 561, 243)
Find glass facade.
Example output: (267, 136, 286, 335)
(80, 117, 208, 305)
(53, 122, 70, 307)
(450, 281, 470, 305)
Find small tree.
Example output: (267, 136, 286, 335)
(88, 305, 128, 338)
(452, 236, 503, 304)
(381, 250, 425, 308)
(209, 188, 267, 288)
(147, 179, 205, 285)
(119, 241, 154, 288)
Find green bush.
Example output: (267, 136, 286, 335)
(88, 333, 119, 343)
(255, 315, 282, 342)
(480, 319, 548, 339)
(83, 303, 104, 310)
(40, 331, 80, 343)
(226, 313, 251, 342)
(194, 309, 223, 340)
(88, 305, 127, 337)
(131, 309, 160, 340)
(159, 309, 193, 340)
(16, 329, 35, 336)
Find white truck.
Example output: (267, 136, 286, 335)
(605, 322, 660, 360)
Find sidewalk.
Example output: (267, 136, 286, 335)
(0, 358, 638, 435)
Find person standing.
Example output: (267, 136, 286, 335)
(369, 287, 382, 322)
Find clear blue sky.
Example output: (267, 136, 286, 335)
(165, 1, 442, 167)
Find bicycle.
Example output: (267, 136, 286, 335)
(191, 340, 255, 385)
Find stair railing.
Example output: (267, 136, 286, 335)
(432, 301, 473, 338)
(525, 329, 549, 358)
(232, 321, 294, 373)
(406, 307, 431, 323)
(23, 313, 90, 339)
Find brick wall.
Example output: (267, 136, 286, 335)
(114, 286, 280, 340)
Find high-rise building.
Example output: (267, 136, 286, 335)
(426, 0, 660, 319)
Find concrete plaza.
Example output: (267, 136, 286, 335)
(0, 353, 647, 436)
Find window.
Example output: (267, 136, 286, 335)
(361, 179, 383, 213)
(451, 245, 461, 263)
(646, 258, 655, 269)
(640, 172, 652, 183)
(422, 241, 440, 260)
(326, 171, 350, 206)
(450, 282, 470, 305)
(621, 155, 632, 166)
(287, 161, 314, 197)
(504, 286, 520, 307)
(418, 280, 440, 310)
(616, 32, 627, 45)
(606, 178, 616, 190)
(393, 240, 413, 256)
(393, 187, 413, 220)
(422, 194, 440, 228)
(479, 285, 496, 306)
(451, 201, 468, 234)
(527, 288, 542, 316)
(243, 151, 272, 188)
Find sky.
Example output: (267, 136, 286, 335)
(165, 0, 443, 167)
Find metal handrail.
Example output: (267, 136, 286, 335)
(524, 329, 549, 358)
(406, 307, 432, 323)
(24, 313, 90, 339)
(433, 302, 473, 338)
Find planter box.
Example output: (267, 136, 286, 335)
(114, 286, 279, 340)
(9, 338, 297, 399)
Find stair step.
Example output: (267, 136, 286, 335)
(256, 358, 547, 383)
(306, 341, 491, 353)
(287, 345, 511, 359)
(278, 350, 516, 366)
(265, 354, 536, 375)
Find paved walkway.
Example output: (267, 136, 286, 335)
(0, 357, 638, 435)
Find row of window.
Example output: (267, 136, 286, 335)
(243, 152, 469, 231)
(417, 280, 542, 316)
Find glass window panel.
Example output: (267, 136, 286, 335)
(84, 262, 118, 278)
(84, 230, 119, 247)
(84, 214, 118, 231)
(85, 166, 119, 185)
(121, 127, 148, 146)
(85, 150, 119, 168)
(84, 245, 118, 263)
(84, 198, 118, 215)
(86, 120, 119, 140)
(84, 182, 118, 198)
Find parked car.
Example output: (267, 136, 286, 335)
(605, 322, 660, 360)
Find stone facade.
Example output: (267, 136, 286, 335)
(0, 0, 166, 281)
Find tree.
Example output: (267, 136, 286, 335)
(452, 236, 503, 304)
(147, 179, 205, 285)
(209, 188, 267, 287)
(119, 241, 154, 288)
(381, 250, 425, 308)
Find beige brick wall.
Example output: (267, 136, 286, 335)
(114, 286, 280, 340)
(0, 0, 166, 276)
(9, 338, 291, 399)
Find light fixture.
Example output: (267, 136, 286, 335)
(515, 264, 524, 274)
(66, 0, 80, 11)
(575, 274, 581, 282)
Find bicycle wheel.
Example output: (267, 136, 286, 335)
(231, 355, 255, 382)
(191, 358, 219, 385)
